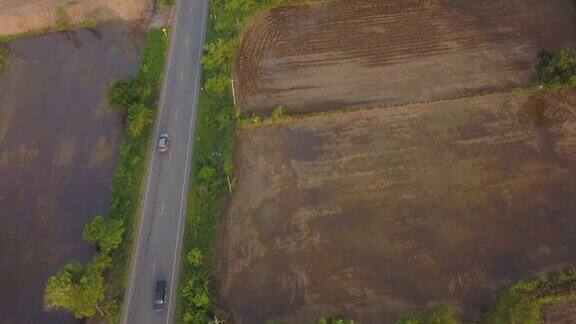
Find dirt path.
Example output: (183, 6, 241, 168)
(236, 0, 576, 115)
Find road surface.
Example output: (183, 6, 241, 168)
(121, 0, 208, 323)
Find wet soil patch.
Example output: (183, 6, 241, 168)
(0, 24, 142, 323)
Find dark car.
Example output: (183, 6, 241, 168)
(158, 133, 170, 153)
(153, 280, 167, 312)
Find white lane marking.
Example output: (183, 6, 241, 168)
(186, 36, 189, 47)
(169, 151, 172, 165)
(174, 109, 178, 119)
(122, 0, 183, 321)
(180, 71, 184, 80)
(161, 201, 165, 216)
(152, 259, 157, 277)
(165, 2, 208, 324)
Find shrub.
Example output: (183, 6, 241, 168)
(108, 78, 142, 110)
(535, 50, 576, 89)
(44, 260, 106, 319)
(317, 314, 355, 324)
(397, 306, 458, 324)
(126, 104, 154, 137)
(82, 216, 124, 253)
(56, 6, 71, 31)
(270, 105, 291, 121)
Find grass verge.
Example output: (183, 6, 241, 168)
(104, 28, 169, 322)
(175, 0, 309, 322)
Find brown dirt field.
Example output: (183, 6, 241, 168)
(0, 0, 149, 37)
(236, 0, 576, 116)
(217, 91, 576, 323)
(542, 295, 576, 324)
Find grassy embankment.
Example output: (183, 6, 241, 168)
(104, 28, 168, 321)
(175, 0, 311, 322)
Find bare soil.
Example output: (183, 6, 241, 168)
(542, 296, 576, 324)
(236, 0, 576, 115)
(218, 91, 576, 323)
(0, 24, 142, 323)
(0, 0, 149, 37)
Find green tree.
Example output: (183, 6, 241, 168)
(82, 216, 124, 253)
(535, 50, 576, 88)
(108, 78, 142, 110)
(202, 38, 237, 73)
(44, 260, 106, 318)
(484, 282, 540, 324)
(126, 103, 154, 137)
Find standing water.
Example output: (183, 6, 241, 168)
(0, 24, 143, 323)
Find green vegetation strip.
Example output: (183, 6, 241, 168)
(44, 29, 168, 322)
(0, 47, 8, 73)
(176, 0, 309, 322)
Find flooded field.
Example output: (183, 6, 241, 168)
(218, 91, 576, 323)
(0, 25, 142, 323)
(236, 0, 576, 115)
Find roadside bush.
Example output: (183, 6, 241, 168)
(44, 259, 107, 319)
(82, 216, 124, 254)
(56, 6, 71, 31)
(535, 50, 576, 89)
(108, 78, 142, 110)
(126, 104, 154, 136)
(484, 269, 576, 324)
(317, 315, 355, 324)
(396, 306, 458, 324)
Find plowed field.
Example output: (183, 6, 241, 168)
(218, 91, 576, 323)
(236, 0, 576, 115)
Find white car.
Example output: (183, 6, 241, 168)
(158, 133, 170, 153)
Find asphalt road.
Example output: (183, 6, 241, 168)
(121, 1, 208, 323)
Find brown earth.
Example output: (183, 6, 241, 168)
(0, 0, 149, 37)
(217, 91, 576, 323)
(236, 0, 576, 116)
(542, 295, 576, 324)
(0, 24, 142, 323)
